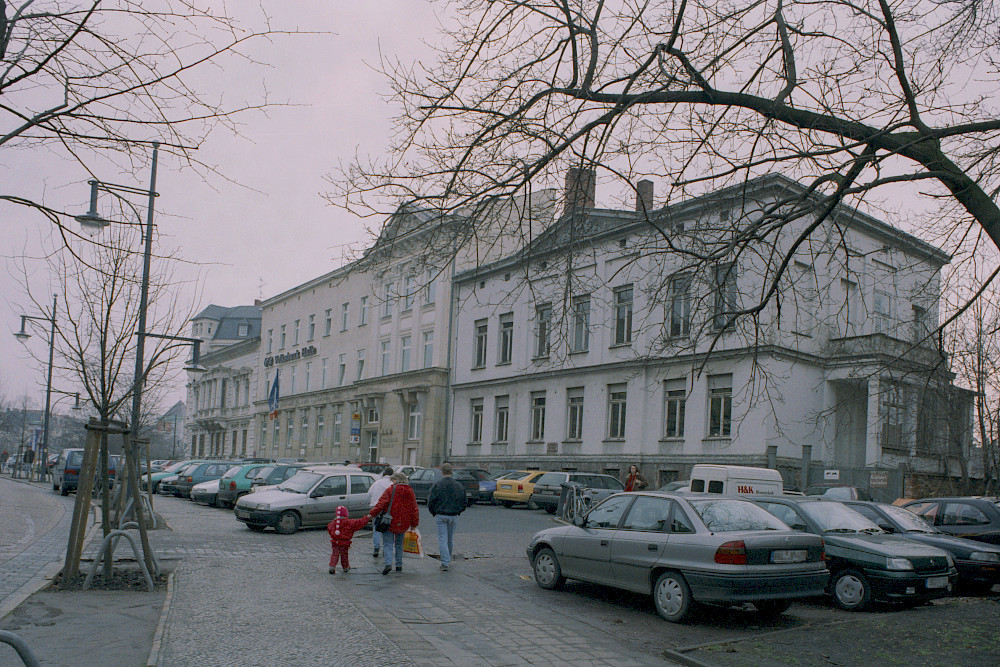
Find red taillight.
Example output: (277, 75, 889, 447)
(229, 481, 236, 490)
(714, 540, 747, 565)
(820, 539, 826, 561)
(185, 476, 193, 482)
(66, 467, 79, 475)
(518, 484, 524, 492)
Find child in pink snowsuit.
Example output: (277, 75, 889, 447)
(327, 505, 371, 573)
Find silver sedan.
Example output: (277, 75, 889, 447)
(526, 492, 829, 622)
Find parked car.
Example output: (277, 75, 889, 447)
(527, 492, 829, 622)
(494, 470, 547, 508)
(170, 461, 236, 498)
(248, 463, 309, 492)
(51, 448, 118, 496)
(753, 496, 957, 610)
(408, 467, 488, 504)
(903, 497, 1000, 546)
(842, 500, 1000, 593)
(359, 462, 393, 475)
(217, 463, 273, 508)
(805, 484, 873, 501)
(478, 469, 522, 503)
(658, 480, 690, 493)
(689, 464, 783, 495)
(529, 472, 625, 514)
(234, 466, 376, 534)
(145, 460, 205, 493)
(190, 479, 222, 506)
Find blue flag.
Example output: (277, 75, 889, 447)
(268, 370, 280, 418)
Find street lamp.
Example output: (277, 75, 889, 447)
(13, 294, 57, 482)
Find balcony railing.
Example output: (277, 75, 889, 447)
(826, 333, 945, 368)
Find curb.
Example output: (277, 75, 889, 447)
(145, 571, 174, 667)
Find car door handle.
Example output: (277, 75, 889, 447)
(600, 540, 609, 547)
(648, 544, 658, 551)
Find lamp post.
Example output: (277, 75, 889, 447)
(14, 294, 57, 482)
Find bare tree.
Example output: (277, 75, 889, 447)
(1, 0, 284, 229)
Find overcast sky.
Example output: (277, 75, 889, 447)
(1, 1, 440, 410)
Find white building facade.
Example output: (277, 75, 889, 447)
(449, 174, 972, 497)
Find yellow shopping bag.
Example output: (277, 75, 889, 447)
(402, 528, 423, 557)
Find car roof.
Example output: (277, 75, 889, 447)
(303, 465, 373, 474)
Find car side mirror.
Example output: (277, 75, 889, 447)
(573, 516, 586, 527)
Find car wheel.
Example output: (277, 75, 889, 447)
(501, 500, 514, 508)
(653, 571, 693, 622)
(247, 524, 266, 532)
(544, 505, 556, 514)
(754, 600, 791, 617)
(532, 547, 565, 590)
(526, 498, 539, 511)
(52, 482, 59, 492)
(276, 511, 300, 535)
(832, 569, 873, 611)
(60, 485, 69, 496)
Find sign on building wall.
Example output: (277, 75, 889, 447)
(824, 469, 840, 481)
(869, 470, 888, 488)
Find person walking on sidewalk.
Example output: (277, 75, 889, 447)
(623, 464, 648, 492)
(427, 463, 466, 571)
(327, 506, 371, 574)
(368, 468, 393, 559)
(369, 471, 419, 576)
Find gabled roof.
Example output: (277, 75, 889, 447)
(190, 304, 262, 341)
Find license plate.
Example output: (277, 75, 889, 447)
(926, 576, 949, 589)
(235, 509, 249, 518)
(500, 484, 511, 490)
(771, 549, 807, 564)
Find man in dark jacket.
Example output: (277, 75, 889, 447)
(427, 463, 466, 571)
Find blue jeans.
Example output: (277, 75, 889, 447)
(382, 531, 404, 569)
(435, 515, 457, 566)
(372, 528, 382, 552)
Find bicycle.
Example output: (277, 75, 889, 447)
(563, 484, 594, 522)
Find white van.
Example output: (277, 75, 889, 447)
(688, 464, 783, 495)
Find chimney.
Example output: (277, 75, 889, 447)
(254, 299, 262, 307)
(636, 180, 654, 214)
(564, 166, 595, 215)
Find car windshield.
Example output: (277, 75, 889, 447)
(689, 498, 789, 532)
(278, 471, 323, 493)
(881, 504, 937, 532)
(178, 463, 200, 475)
(221, 466, 242, 479)
(489, 470, 515, 480)
(799, 502, 883, 533)
(164, 461, 190, 473)
(252, 466, 275, 480)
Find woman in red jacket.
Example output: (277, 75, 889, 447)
(369, 471, 419, 575)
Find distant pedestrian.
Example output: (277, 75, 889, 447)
(326, 506, 371, 574)
(624, 464, 648, 492)
(368, 468, 394, 559)
(369, 471, 419, 576)
(0, 450, 8, 470)
(427, 463, 466, 571)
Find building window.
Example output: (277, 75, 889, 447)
(567, 388, 584, 441)
(273, 417, 280, 447)
(260, 420, 267, 453)
(286, 416, 294, 449)
(308, 314, 315, 341)
(383, 283, 394, 318)
(494, 395, 509, 442)
(304, 362, 312, 392)
(407, 403, 422, 440)
(380, 339, 391, 375)
(359, 295, 368, 325)
(882, 380, 906, 451)
(608, 384, 627, 440)
(403, 276, 415, 311)
(356, 349, 365, 380)
(238, 323, 249, 337)
(422, 331, 434, 368)
(266, 329, 273, 353)
(668, 274, 691, 337)
(664, 379, 686, 438)
(367, 403, 379, 424)
(425, 270, 436, 304)
(325, 309, 332, 336)
(713, 262, 737, 330)
(471, 399, 484, 443)
(289, 366, 297, 395)
(498, 313, 513, 364)
(572, 296, 590, 352)
(535, 304, 552, 358)
(400, 335, 412, 372)
(708, 374, 733, 437)
(321, 358, 328, 388)
(613, 285, 633, 345)
(301, 412, 309, 447)
(316, 412, 325, 447)
(530, 391, 546, 441)
(280, 324, 286, 349)
(474, 319, 488, 368)
(338, 353, 346, 386)
(334, 412, 342, 444)
(294, 319, 300, 345)
(341, 303, 350, 331)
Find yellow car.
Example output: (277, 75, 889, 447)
(494, 470, 549, 509)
